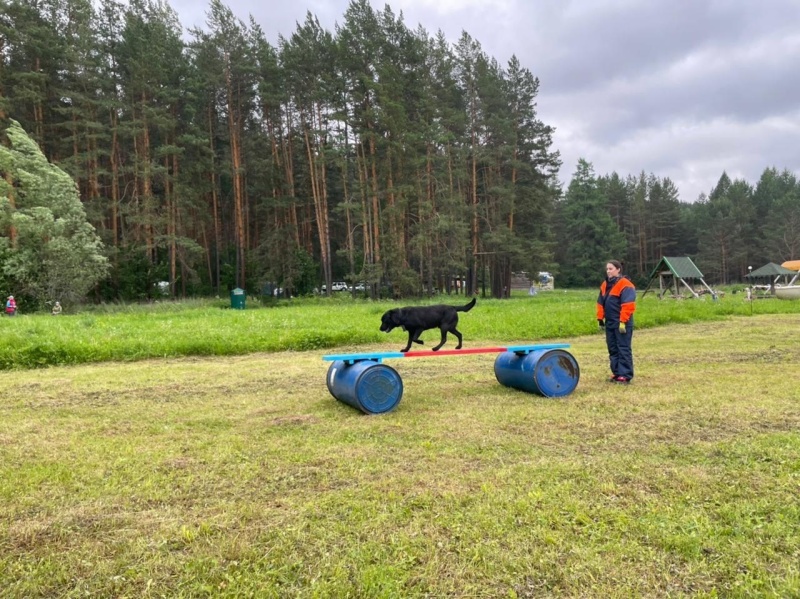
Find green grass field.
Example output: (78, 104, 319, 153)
(0, 289, 797, 369)
(0, 293, 798, 596)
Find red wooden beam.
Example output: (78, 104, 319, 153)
(322, 344, 571, 362)
(402, 347, 509, 358)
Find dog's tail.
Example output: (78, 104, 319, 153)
(457, 297, 477, 312)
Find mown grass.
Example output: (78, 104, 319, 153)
(0, 309, 798, 597)
(1, 289, 799, 369)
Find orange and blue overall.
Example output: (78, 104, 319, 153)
(597, 276, 636, 380)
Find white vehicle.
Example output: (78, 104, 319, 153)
(322, 281, 349, 293)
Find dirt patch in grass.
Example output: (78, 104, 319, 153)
(268, 415, 320, 426)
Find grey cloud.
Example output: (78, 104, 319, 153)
(165, 0, 800, 201)
(508, 0, 800, 93)
(547, 38, 800, 146)
(557, 113, 800, 200)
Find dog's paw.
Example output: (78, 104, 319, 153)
(414, 339, 424, 345)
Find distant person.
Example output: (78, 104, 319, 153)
(52, 301, 62, 316)
(5, 295, 17, 316)
(596, 260, 636, 384)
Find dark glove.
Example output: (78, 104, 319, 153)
(619, 322, 627, 334)
(597, 319, 605, 328)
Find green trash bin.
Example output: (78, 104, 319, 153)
(231, 287, 246, 310)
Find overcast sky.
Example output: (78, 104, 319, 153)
(168, 0, 800, 202)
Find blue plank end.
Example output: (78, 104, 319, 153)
(506, 343, 570, 354)
(322, 352, 406, 363)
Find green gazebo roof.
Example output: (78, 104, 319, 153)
(648, 257, 704, 280)
(745, 262, 798, 278)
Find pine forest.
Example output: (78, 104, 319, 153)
(2, 0, 799, 304)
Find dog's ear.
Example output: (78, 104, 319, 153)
(390, 309, 403, 325)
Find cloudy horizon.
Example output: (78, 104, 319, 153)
(166, 0, 800, 202)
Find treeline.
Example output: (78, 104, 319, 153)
(1, 0, 798, 301)
(0, 0, 561, 299)
(557, 160, 800, 287)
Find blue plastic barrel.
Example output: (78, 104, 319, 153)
(494, 349, 579, 397)
(326, 360, 404, 414)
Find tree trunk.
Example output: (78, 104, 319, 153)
(207, 105, 221, 294)
(368, 131, 381, 266)
(509, 147, 517, 232)
(224, 54, 246, 289)
(341, 151, 355, 279)
(33, 57, 44, 146)
(169, 151, 178, 296)
(1, 47, 14, 245)
(110, 109, 120, 250)
(470, 133, 479, 296)
(302, 105, 331, 291)
(282, 112, 301, 249)
(357, 140, 372, 273)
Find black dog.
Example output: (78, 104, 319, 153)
(379, 297, 476, 352)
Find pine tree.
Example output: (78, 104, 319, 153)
(696, 172, 754, 283)
(203, 0, 257, 288)
(753, 168, 799, 263)
(281, 13, 335, 293)
(0, 119, 108, 305)
(558, 159, 626, 287)
(762, 182, 800, 261)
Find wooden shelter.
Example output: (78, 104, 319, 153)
(641, 256, 716, 299)
(745, 262, 798, 295)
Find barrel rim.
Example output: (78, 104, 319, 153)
(532, 349, 580, 397)
(327, 360, 404, 414)
(353, 362, 404, 414)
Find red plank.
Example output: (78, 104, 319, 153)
(402, 346, 508, 358)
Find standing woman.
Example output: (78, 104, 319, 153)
(5, 295, 17, 316)
(597, 260, 636, 384)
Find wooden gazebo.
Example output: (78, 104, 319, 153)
(641, 257, 715, 299)
(744, 262, 798, 295)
